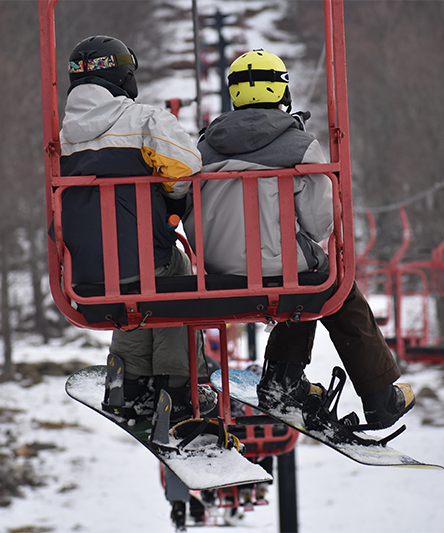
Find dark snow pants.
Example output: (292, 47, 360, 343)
(264, 281, 401, 397)
(110, 247, 207, 383)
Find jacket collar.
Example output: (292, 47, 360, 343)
(67, 76, 131, 99)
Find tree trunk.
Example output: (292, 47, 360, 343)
(28, 226, 50, 344)
(31, 263, 50, 344)
(0, 246, 14, 382)
(435, 296, 444, 342)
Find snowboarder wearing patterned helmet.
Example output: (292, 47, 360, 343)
(59, 35, 215, 422)
(184, 49, 414, 429)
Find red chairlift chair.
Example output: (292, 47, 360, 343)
(358, 206, 444, 364)
(393, 219, 444, 364)
(39, 0, 355, 423)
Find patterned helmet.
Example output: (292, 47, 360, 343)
(68, 35, 138, 98)
(228, 49, 291, 109)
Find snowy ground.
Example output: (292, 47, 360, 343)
(1, 324, 444, 533)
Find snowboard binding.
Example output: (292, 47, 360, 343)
(150, 388, 244, 456)
(302, 366, 406, 446)
(173, 417, 244, 454)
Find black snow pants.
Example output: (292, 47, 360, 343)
(264, 281, 401, 397)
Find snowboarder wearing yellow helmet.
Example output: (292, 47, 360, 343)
(184, 50, 414, 429)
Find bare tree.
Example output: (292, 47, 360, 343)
(344, 0, 444, 259)
(0, 0, 178, 378)
(0, 236, 14, 382)
(279, 1, 444, 256)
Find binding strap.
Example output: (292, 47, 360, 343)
(172, 417, 242, 452)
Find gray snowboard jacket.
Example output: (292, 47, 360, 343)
(183, 107, 333, 276)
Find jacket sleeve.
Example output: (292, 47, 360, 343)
(294, 139, 334, 242)
(141, 107, 202, 198)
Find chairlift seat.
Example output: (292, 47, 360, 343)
(74, 271, 334, 326)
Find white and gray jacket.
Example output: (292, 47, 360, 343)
(58, 77, 202, 284)
(183, 107, 333, 276)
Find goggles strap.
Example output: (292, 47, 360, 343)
(228, 68, 289, 86)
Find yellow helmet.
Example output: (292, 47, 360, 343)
(228, 49, 290, 108)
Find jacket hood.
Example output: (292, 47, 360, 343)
(204, 108, 299, 155)
(61, 82, 134, 144)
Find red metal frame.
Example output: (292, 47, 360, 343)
(395, 244, 444, 364)
(356, 210, 392, 301)
(356, 206, 444, 364)
(39, 0, 356, 419)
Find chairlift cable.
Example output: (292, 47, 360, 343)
(354, 179, 444, 214)
(192, 0, 203, 131)
(303, 44, 325, 110)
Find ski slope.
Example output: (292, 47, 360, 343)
(1, 325, 444, 533)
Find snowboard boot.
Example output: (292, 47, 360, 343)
(223, 504, 244, 527)
(170, 500, 186, 531)
(255, 482, 269, 505)
(154, 376, 218, 424)
(189, 495, 205, 525)
(102, 375, 155, 420)
(239, 487, 254, 510)
(256, 360, 324, 413)
(200, 489, 216, 508)
(102, 354, 155, 420)
(362, 382, 415, 429)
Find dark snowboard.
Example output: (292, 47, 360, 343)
(211, 368, 443, 469)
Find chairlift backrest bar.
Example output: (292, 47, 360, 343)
(278, 175, 299, 288)
(242, 177, 263, 289)
(136, 183, 157, 295)
(100, 184, 121, 297)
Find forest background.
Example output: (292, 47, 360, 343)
(1, 0, 444, 379)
